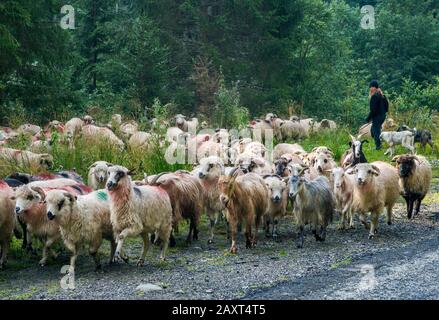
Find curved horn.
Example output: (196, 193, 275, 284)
(149, 172, 170, 185)
(30, 186, 46, 202)
(391, 156, 399, 163)
(228, 167, 240, 178)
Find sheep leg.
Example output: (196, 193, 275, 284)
(158, 227, 171, 261)
(368, 212, 379, 239)
(265, 218, 271, 238)
(386, 205, 393, 225)
(245, 220, 253, 249)
(109, 239, 117, 264)
(114, 226, 141, 263)
(186, 218, 194, 245)
(0, 239, 10, 269)
(137, 232, 150, 266)
(272, 219, 279, 239)
(348, 207, 355, 229)
(318, 226, 326, 242)
(89, 237, 102, 271)
(407, 196, 415, 219)
(69, 243, 80, 272)
(414, 197, 424, 216)
(359, 213, 369, 230)
(253, 214, 261, 247)
(207, 211, 215, 244)
(229, 218, 238, 254)
(296, 225, 305, 248)
(39, 236, 57, 266)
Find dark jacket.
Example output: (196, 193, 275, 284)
(366, 92, 386, 122)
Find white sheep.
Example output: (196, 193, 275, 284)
(88, 161, 112, 190)
(106, 166, 173, 265)
(279, 119, 308, 141)
(263, 175, 288, 238)
(331, 167, 355, 229)
(347, 162, 400, 238)
(128, 131, 152, 151)
(273, 143, 305, 160)
(81, 125, 125, 151)
(235, 152, 272, 174)
(0, 147, 53, 171)
(195, 156, 225, 243)
(44, 189, 115, 271)
(0, 181, 15, 269)
(174, 114, 198, 132)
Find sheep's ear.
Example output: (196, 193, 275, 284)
(371, 165, 381, 176)
(65, 193, 77, 203)
(391, 156, 399, 162)
(348, 141, 352, 147)
(346, 168, 356, 175)
(283, 177, 290, 184)
(88, 163, 97, 170)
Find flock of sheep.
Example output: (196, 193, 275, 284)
(0, 112, 434, 274)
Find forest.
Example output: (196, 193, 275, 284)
(1, 0, 439, 130)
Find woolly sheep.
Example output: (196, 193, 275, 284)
(392, 155, 432, 219)
(106, 166, 173, 265)
(218, 170, 269, 253)
(81, 125, 125, 151)
(288, 174, 334, 248)
(263, 175, 288, 238)
(331, 167, 355, 229)
(88, 161, 113, 190)
(149, 171, 204, 246)
(44, 189, 115, 271)
(0, 147, 53, 171)
(195, 156, 225, 243)
(273, 143, 305, 160)
(347, 162, 400, 238)
(0, 181, 15, 269)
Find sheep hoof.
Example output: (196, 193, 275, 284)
(94, 264, 102, 272)
(112, 252, 123, 264)
(136, 259, 145, 266)
(39, 260, 46, 267)
(207, 239, 213, 244)
(387, 221, 392, 226)
(229, 246, 237, 254)
(368, 234, 374, 240)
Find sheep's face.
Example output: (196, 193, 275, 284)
(393, 155, 416, 178)
(91, 162, 111, 184)
(198, 157, 224, 179)
(107, 166, 130, 190)
(313, 154, 332, 173)
(14, 186, 44, 214)
(274, 158, 289, 177)
(265, 177, 286, 204)
(45, 191, 76, 220)
(288, 176, 305, 201)
(83, 116, 94, 125)
(348, 164, 380, 186)
(39, 155, 54, 170)
(332, 168, 346, 189)
(175, 114, 186, 126)
(218, 176, 232, 207)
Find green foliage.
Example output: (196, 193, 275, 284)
(212, 77, 249, 129)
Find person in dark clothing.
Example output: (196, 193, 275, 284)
(366, 80, 387, 150)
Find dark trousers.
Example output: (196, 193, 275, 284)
(371, 115, 385, 149)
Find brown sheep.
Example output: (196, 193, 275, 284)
(218, 169, 269, 253)
(392, 155, 432, 219)
(150, 171, 204, 246)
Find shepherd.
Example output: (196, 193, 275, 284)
(366, 80, 389, 150)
